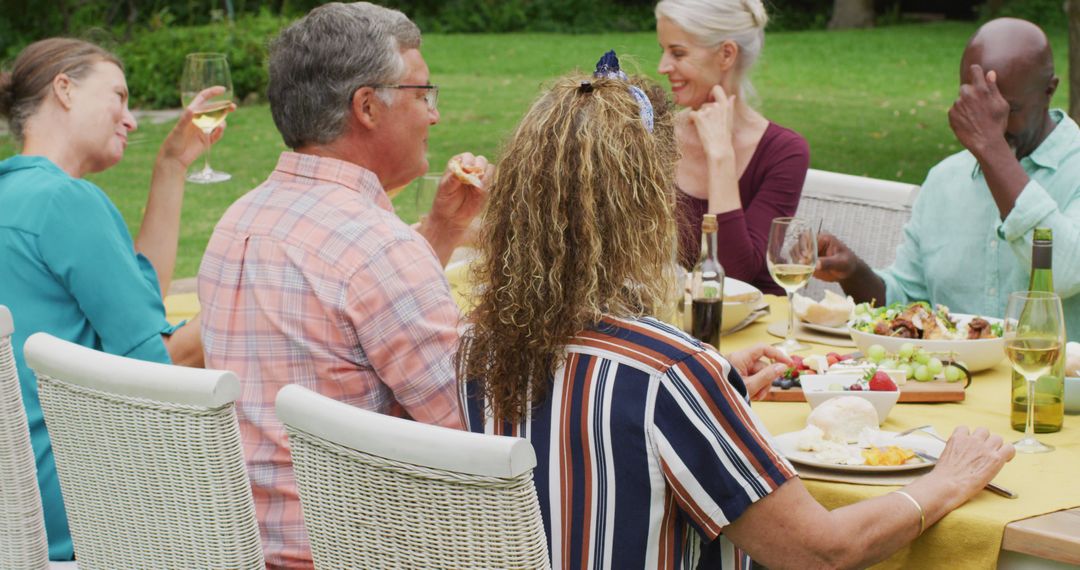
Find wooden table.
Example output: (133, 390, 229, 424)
(722, 296, 1080, 568)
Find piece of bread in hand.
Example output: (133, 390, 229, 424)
(448, 157, 484, 188)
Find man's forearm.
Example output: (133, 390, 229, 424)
(417, 215, 469, 267)
(974, 141, 1029, 220)
(839, 259, 887, 305)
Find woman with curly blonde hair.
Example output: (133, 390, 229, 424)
(459, 64, 1015, 569)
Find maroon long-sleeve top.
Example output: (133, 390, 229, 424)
(676, 122, 810, 295)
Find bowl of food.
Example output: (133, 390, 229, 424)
(800, 374, 900, 424)
(847, 302, 1005, 372)
(720, 278, 763, 332)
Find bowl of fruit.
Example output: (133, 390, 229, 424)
(800, 370, 901, 424)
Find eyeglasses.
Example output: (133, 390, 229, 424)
(370, 84, 439, 111)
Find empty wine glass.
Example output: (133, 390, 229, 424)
(1004, 290, 1065, 453)
(180, 53, 233, 183)
(767, 217, 817, 353)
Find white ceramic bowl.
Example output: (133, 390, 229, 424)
(1066, 377, 1080, 414)
(799, 375, 900, 424)
(720, 278, 763, 332)
(848, 314, 1005, 372)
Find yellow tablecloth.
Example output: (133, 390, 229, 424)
(163, 286, 1078, 568)
(164, 292, 200, 325)
(728, 296, 1080, 569)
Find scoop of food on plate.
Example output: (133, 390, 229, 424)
(806, 396, 879, 443)
(792, 289, 855, 328)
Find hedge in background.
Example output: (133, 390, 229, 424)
(114, 13, 286, 109)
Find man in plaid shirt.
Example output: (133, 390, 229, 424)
(197, 3, 488, 567)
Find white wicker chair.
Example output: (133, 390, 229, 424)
(0, 306, 51, 569)
(276, 384, 550, 569)
(23, 333, 263, 569)
(796, 168, 921, 299)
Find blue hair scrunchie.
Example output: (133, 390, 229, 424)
(593, 50, 654, 133)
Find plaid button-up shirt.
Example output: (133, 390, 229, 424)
(199, 152, 463, 569)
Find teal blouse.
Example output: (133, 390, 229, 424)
(0, 155, 175, 560)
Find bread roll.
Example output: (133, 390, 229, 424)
(807, 396, 879, 443)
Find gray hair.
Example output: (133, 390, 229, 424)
(655, 0, 768, 99)
(267, 2, 421, 149)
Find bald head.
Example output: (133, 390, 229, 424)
(963, 18, 1053, 88)
(959, 17, 1058, 158)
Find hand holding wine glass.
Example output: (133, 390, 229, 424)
(180, 53, 234, 183)
(767, 217, 817, 353)
(1004, 290, 1065, 453)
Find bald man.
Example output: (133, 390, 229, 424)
(815, 17, 1080, 340)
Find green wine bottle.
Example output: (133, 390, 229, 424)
(1010, 228, 1065, 433)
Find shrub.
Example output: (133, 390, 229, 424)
(116, 12, 287, 109)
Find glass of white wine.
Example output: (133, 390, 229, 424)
(1004, 290, 1065, 454)
(180, 53, 233, 184)
(766, 217, 817, 353)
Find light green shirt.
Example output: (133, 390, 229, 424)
(878, 109, 1080, 341)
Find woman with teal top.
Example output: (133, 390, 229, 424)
(0, 38, 230, 560)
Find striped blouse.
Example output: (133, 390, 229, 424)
(462, 316, 796, 569)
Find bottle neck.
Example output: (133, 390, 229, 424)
(705, 230, 718, 262)
(1030, 243, 1053, 292)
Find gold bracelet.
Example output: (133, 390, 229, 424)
(892, 490, 925, 536)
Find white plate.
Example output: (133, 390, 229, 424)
(773, 430, 944, 473)
(800, 321, 851, 337)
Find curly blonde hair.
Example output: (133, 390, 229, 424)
(457, 74, 678, 423)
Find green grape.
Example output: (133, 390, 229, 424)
(898, 362, 915, 379)
(913, 349, 930, 365)
(943, 365, 964, 383)
(913, 365, 933, 382)
(898, 342, 915, 361)
(926, 357, 943, 376)
(879, 359, 897, 370)
(867, 344, 887, 363)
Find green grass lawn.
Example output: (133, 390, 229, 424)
(0, 22, 1070, 279)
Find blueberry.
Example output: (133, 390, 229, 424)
(772, 378, 782, 387)
(780, 379, 794, 390)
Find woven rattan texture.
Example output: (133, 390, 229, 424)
(286, 427, 550, 569)
(0, 335, 50, 569)
(797, 194, 912, 299)
(36, 373, 263, 569)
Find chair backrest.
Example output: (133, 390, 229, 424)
(276, 384, 550, 570)
(0, 307, 50, 569)
(23, 333, 263, 569)
(796, 169, 921, 299)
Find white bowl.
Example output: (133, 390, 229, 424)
(1066, 377, 1080, 414)
(799, 375, 900, 424)
(848, 314, 1005, 372)
(720, 278, 763, 332)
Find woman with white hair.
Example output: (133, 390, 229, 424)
(657, 0, 810, 294)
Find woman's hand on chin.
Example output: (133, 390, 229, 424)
(688, 85, 736, 161)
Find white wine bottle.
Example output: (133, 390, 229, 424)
(1011, 228, 1065, 433)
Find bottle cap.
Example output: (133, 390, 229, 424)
(702, 214, 718, 233)
(1034, 227, 1052, 243)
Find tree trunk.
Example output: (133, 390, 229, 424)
(1071, 0, 1080, 123)
(829, 0, 874, 29)
(984, 0, 1005, 17)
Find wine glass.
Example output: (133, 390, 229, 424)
(1004, 290, 1065, 453)
(766, 217, 817, 353)
(180, 53, 233, 184)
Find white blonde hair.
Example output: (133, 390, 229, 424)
(655, 0, 768, 99)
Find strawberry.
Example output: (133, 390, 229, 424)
(791, 355, 805, 370)
(826, 353, 839, 367)
(868, 370, 898, 392)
